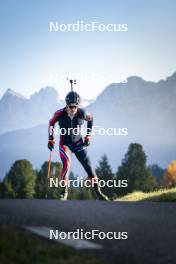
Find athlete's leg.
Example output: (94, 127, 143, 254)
(59, 143, 71, 200)
(75, 149, 95, 178)
(73, 143, 108, 200)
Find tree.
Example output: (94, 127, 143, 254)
(95, 155, 114, 197)
(148, 164, 165, 187)
(35, 161, 62, 198)
(3, 160, 36, 198)
(116, 143, 156, 195)
(162, 160, 176, 188)
(0, 178, 14, 198)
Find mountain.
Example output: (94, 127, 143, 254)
(0, 86, 63, 134)
(85, 72, 176, 174)
(87, 73, 176, 142)
(0, 89, 28, 134)
(0, 87, 94, 134)
(2, 88, 26, 100)
(0, 72, 176, 179)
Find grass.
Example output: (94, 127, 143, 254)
(0, 226, 109, 264)
(115, 187, 176, 202)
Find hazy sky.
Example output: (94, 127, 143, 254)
(0, 0, 176, 99)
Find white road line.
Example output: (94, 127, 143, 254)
(24, 226, 103, 250)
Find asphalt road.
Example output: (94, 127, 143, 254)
(0, 199, 176, 264)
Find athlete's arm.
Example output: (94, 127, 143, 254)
(79, 108, 93, 146)
(84, 113, 93, 136)
(82, 111, 93, 146)
(48, 113, 57, 140)
(48, 109, 63, 140)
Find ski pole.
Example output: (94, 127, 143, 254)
(46, 150, 52, 198)
(47, 150, 52, 179)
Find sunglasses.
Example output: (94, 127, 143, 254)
(68, 105, 78, 109)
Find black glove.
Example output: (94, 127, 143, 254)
(84, 135, 91, 146)
(48, 139, 55, 151)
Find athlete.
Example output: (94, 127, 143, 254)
(48, 91, 108, 200)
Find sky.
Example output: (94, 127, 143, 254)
(0, 0, 176, 100)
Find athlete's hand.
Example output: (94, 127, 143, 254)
(48, 139, 55, 151)
(84, 135, 91, 146)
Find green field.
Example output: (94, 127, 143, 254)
(115, 187, 176, 202)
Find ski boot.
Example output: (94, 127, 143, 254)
(94, 183, 109, 201)
(60, 186, 68, 200)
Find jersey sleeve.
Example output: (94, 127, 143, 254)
(48, 109, 63, 140)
